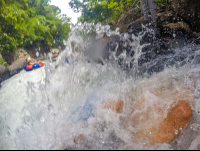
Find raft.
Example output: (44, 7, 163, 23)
(24, 64, 43, 72)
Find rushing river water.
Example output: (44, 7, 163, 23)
(0, 23, 200, 150)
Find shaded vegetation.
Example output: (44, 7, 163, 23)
(0, 58, 9, 68)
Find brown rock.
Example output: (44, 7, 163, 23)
(0, 64, 8, 75)
(113, 7, 143, 33)
(73, 134, 86, 144)
(149, 101, 192, 144)
(104, 100, 124, 113)
(128, 86, 194, 145)
(164, 22, 191, 32)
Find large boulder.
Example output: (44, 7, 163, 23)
(112, 8, 143, 33)
(9, 59, 27, 76)
(0, 64, 9, 85)
(149, 101, 192, 144)
(14, 48, 31, 61)
(1, 53, 15, 65)
(128, 87, 194, 145)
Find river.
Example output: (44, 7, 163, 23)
(0, 23, 200, 150)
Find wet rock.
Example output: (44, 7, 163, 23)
(0, 64, 9, 85)
(73, 134, 86, 144)
(150, 101, 192, 144)
(112, 8, 143, 33)
(104, 100, 124, 113)
(14, 48, 31, 61)
(170, 0, 200, 32)
(164, 22, 190, 32)
(9, 59, 27, 76)
(1, 53, 15, 65)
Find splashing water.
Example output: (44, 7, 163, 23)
(1, 23, 200, 150)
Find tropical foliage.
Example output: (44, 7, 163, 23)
(69, 0, 141, 24)
(0, 58, 9, 68)
(0, 0, 71, 54)
(69, 0, 167, 25)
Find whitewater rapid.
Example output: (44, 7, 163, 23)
(0, 23, 200, 150)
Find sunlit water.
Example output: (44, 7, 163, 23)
(1, 23, 200, 150)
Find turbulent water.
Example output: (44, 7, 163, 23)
(1, 23, 200, 150)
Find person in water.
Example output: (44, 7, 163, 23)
(27, 58, 45, 66)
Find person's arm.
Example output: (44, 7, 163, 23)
(38, 60, 45, 65)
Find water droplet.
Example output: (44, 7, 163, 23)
(36, 51, 39, 57)
(56, 49, 59, 54)
(48, 52, 53, 58)
(174, 130, 178, 135)
(190, 123, 200, 131)
(30, 41, 32, 44)
(38, 21, 39, 25)
(40, 117, 44, 122)
(173, 33, 176, 37)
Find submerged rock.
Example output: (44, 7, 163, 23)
(124, 83, 195, 146)
(73, 134, 86, 144)
(104, 100, 124, 113)
(150, 101, 192, 144)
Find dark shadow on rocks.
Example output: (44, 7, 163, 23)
(0, 65, 10, 86)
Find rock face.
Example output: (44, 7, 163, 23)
(0, 64, 9, 85)
(149, 101, 192, 144)
(14, 48, 31, 61)
(170, 0, 200, 32)
(84, 0, 200, 74)
(9, 59, 27, 76)
(112, 8, 143, 33)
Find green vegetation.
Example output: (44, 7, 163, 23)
(70, 0, 167, 25)
(0, 0, 71, 54)
(0, 58, 9, 68)
(155, 0, 168, 3)
(69, 0, 140, 24)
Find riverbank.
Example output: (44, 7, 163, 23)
(0, 47, 61, 85)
